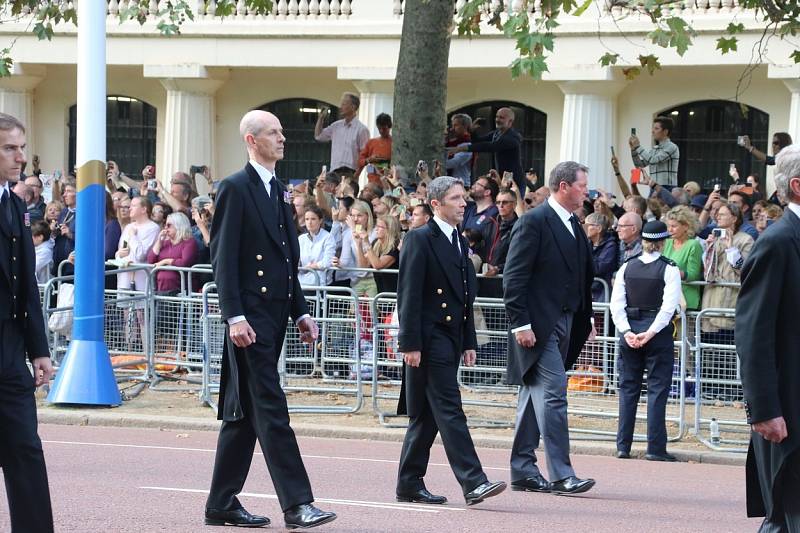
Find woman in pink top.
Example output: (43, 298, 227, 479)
(147, 212, 198, 294)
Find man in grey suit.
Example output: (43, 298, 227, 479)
(736, 143, 800, 532)
(502, 161, 596, 495)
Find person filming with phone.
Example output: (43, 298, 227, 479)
(630, 117, 680, 187)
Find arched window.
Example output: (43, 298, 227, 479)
(257, 98, 340, 182)
(69, 96, 157, 176)
(448, 101, 547, 182)
(657, 101, 769, 190)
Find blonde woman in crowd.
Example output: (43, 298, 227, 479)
(663, 205, 703, 310)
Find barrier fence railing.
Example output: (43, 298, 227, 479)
(40, 262, 746, 450)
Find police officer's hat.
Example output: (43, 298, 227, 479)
(641, 220, 670, 242)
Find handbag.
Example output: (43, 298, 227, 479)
(48, 282, 74, 334)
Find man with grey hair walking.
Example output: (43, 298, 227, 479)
(736, 143, 800, 532)
(396, 175, 506, 506)
(503, 161, 597, 496)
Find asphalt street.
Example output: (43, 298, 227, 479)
(0, 424, 753, 532)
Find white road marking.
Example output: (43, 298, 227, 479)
(140, 486, 466, 513)
(43, 440, 506, 471)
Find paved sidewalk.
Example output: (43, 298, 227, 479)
(35, 388, 746, 467)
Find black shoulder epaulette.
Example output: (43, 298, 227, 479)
(658, 255, 677, 267)
(623, 252, 642, 263)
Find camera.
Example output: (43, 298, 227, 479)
(147, 179, 157, 190)
(189, 165, 206, 176)
(712, 228, 727, 239)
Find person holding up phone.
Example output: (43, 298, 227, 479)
(314, 94, 370, 175)
(630, 117, 680, 187)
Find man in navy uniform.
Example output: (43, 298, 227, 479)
(0, 112, 54, 533)
(396, 176, 506, 506)
(205, 110, 336, 529)
(610, 220, 682, 461)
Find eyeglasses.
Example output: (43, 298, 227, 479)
(473, 182, 487, 190)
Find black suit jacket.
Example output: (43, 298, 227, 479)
(210, 163, 308, 421)
(0, 189, 49, 360)
(396, 220, 478, 416)
(735, 207, 800, 518)
(502, 201, 594, 385)
(470, 128, 524, 184)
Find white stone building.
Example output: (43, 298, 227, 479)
(0, 0, 797, 194)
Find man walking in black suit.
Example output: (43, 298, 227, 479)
(396, 176, 506, 506)
(503, 161, 596, 495)
(447, 107, 524, 193)
(736, 143, 800, 532)
(205, 110, 336, 529)
(0, 112, 54, 533)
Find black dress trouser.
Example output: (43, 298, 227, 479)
(0, 320, 54, 533)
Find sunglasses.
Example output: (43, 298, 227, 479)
(524, 198, 534, 205)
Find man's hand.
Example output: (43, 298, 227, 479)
(634, 330, 656, 347)
(32, 357, 54, 387)
(753, 416, 788, 443)
(611, 155, 620, 171)
(298, 317, 319, 344)
(229, 320, 257, 348)
(623, 331, 640, 349)
(515, 329, 536, 348)
(404, 351, 421, 367)
(629, 135, 640, 149)
(588, 324, 597, 342)
(462, 350, 477, 367)
(483, 264, 499, 277)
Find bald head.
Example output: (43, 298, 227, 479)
(240, 110, 285, 170)
(495, 107, 515, 132)
(617, 212, 642, 245)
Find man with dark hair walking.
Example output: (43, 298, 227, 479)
(503, 161, 596, 496)
(0, 112, 54, 533)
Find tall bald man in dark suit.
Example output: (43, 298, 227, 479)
(736, 143, 800, 532)
(205, 110, 336, 530)
(503, 161, 596, 495)
(0, 113, 54, 533)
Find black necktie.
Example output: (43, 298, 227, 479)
(269, 178, 279, 209)
(569, 215, 582, 240)
(1, 189, 10, 225)
(451, 228, 461, 257)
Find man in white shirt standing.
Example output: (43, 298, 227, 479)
(610, 219, 682, 462)
(314, 93, 370, 175)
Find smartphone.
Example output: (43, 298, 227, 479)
(393, 186, 404, 197)
(147, 179, 157, 190)
(737, 135, 747, 147)
(321, 164, 327, 174)
(631, 128, 637, 136)
(631, 168, 641, 185)
(354, 224, 363, 234)
(712, 228, 727, 239)
(121, 240, 128, 249)
(417, 160, 428, 174)
(588, 189, 599, 200)
(714, 184, 721, 192)
(610, 146, 616, 157)
(410, 198, 421, 207)
(502, 171, 514, 186)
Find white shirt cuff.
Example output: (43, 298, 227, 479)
(227, 315, 246, 325)
(511, 324, 532, 334)
(295, 314, 310, 325)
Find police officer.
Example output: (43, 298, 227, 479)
(610, 220, 682, 462)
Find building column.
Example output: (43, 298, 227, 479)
(557, 80, 625, 194)
(0, 64, 45, 156)
(340, 68, 396, 137)
(784, 80, 800, 145)
(145, 65, 226, 195)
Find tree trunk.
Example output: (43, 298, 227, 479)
(392, 0, 455, 185)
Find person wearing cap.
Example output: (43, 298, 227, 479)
(610, 220, 682, 462)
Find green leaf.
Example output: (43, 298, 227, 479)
(726, 22, 745, 34)
(648, 28, 670, 48)
(0, 49, 12, 78)
(572, 0, 594, 16)
(622, 67, 641, 81)
(599, 52, 619, 66)
(716, 36, 738, 54)
(638, 54, 662, 75)
(791, 50, 800, 64)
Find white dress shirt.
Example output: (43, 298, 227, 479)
(610, 250, 682, 335)
(788, 202, 800, 220)
(433, 215, 460, 254)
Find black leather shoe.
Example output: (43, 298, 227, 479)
(396, 488, 447, 504)
(616, 450, 631, 459)
(205, 507, 270, 527)
(511, 474, 552, 493)
(645, 452, 677, 462)
(284, 504, 337, 530)
(464, 480, 507, 506)
(551, 476, 596, 495)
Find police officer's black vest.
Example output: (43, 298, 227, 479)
(623, 257, 667, 311)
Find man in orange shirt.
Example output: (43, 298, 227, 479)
(358, 113, 392, 184)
